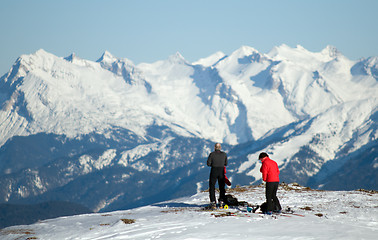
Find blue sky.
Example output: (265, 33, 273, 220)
(0, 0, 377, 75)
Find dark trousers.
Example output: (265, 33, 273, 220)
(266, 182, 281, 212)
(209, 167, 226, 203)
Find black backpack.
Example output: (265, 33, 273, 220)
(223, 194, 239, 206)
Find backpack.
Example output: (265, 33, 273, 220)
(223, 194, 239, 206)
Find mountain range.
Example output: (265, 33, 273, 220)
(0, 44, 377, 213)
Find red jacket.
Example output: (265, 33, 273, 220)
(260, 157, 280, 182)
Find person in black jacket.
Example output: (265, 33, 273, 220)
(207, 143, 228, 206)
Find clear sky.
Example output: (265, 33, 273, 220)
(0, 0, 377, 75)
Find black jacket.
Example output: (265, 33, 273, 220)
(207, 150, 228, 167)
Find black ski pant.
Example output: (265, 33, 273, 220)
(266, 182, 281, 212)
(209, 167, 226, 203)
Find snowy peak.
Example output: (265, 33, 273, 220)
(97, 50, 135, 68)
(64, 52, 77, 62)
(16, 49, 57, 73)
(228, 45, 263, 63)
(97, 51, 133, 68)
(321, 45, 342, 58)
(96, 50, 119, 64)
(30, 48, 53, 58)
(193, 51, 226, 67)
(267, 44, 341, 64)
(267, 44, 294, 59)
(213, 45, 270, 80)
(166, 52, 188, 65)
(1, 49, 62, 93)
(95, 51, 148, 87)
(234, 45, 260, 56)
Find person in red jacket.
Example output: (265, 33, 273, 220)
(259, 152, 282, 214)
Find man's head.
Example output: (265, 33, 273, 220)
(214, 143, 221, 151)
(258, 152, 268, 160)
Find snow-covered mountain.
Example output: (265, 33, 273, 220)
(1, 184, 377, 239)
(0, 44, 377, 213)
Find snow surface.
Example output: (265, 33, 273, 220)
(1, 184, 377, 240)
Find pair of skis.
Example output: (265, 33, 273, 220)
(210, 204, 305, 218)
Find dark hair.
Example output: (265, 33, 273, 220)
(258, 152, 268, 159)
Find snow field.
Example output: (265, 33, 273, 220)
(1, 184, 377, 240)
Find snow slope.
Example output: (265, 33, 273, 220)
(1, 184, 377, 240)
